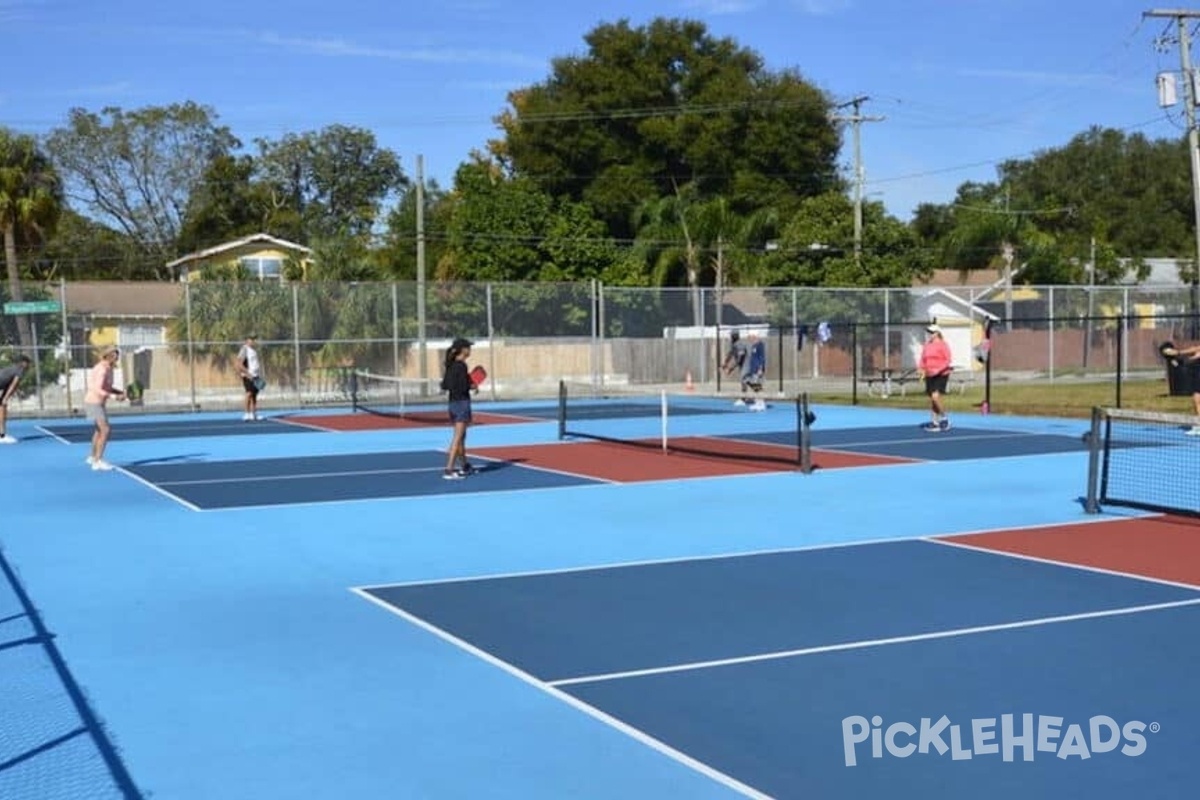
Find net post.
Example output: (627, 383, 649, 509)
(350, 370, 360, 413)
(1084, 405, 1103, 514)
(799, 392, 813, 474)
(557, 380, 567, 440)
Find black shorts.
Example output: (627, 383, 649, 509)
(0, 379, 12, 404)
(242, 377, 260, 397)
(925, 373, 950, 395)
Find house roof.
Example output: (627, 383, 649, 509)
(166, 233, 312, 269)
(55, 281, 184, 319)
(916, 288, 1001, 320)
(914, 269, 1009, 289)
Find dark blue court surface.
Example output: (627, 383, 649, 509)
(39, 417, 317, 443)
(361, 540, 1200, 800)
(123, 450, 600, 510)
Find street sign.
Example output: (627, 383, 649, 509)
(3, 300, 61, 315)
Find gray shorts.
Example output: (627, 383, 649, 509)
(84, 403, 108, 424)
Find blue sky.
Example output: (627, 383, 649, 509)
(0, 0, 1186, 221)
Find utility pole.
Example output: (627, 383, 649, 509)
(1146, 9, 1200, 337)
(416, 154, 427, 383)
(832, 96, 884, 271)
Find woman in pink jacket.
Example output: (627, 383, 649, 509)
(918, 324, 953, 432)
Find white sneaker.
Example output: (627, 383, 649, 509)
(0, 434, 16, 444)
(734, 399, 746, 407)
(91, 460, 113, 471)
(85, 456, 96, 465)
(1187, 426, 1200, 436)
(242, 413, 253, 421)
(752, 400, 766, 411)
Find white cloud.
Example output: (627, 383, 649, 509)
(793, 0, 852, 14)
(255, 32, 543, 69)
(682, 0, 760, 14)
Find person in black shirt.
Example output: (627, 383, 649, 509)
(441, 338, 477, 479)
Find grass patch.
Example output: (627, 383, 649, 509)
(813, 379, 1193, 420)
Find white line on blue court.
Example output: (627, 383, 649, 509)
(35, 425, 72, 445)
(546, 597, 1200, 687)
(269, 416, 342, 433)
(352, 514, 1137, 592)
(350, 587, 773, 800)
(925, 536, 1200, 593)
(115, 465, 203, 512)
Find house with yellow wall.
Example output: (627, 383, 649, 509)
(167, 233, 313, 282)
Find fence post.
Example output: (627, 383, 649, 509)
(391, 282, 400, 381)
(292, 283, 302, 407)
(851, 323, 859, 406)
(58, 278, 72, 415)
(598, 282, 606, 388)
(1048, 286, 1055, 382)
(1115, 313, 1124, 409)
(185, 281, 196, 411)
(486, 282, 497, 401)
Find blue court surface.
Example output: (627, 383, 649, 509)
(1, 399, 1197, 800)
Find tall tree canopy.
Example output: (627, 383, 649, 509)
(0, 128, 63, 348)
(491, 17, 842, 240)
(45, 102, 238, 273)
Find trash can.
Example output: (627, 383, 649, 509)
(1161, 341, 1197, 396)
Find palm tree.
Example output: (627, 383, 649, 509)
(0, 129, 63, 350)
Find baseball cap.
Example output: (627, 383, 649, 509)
(926, 324, 942, 334)
(451, 337, 473, 350)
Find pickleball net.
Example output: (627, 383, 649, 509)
(556, 380, 814, 472)
(1085, 406, 1200, 516)
(350, 371, 446, 422)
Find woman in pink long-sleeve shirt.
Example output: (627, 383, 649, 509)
(83, 346, 126, 470)
(918, 324, 953, 432)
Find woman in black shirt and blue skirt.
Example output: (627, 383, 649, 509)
(441, 338, 477, 479)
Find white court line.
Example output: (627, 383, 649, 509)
(156, 465, 446, 486)
(35, 425, 72, 445)
(925, 536, 1200, 593)
(547, 597, 1200, 688)
(350, 587, 772, 800)
(269, 416, 342, 433)
(114, 465, 202, 512)
(352, 514, 1135, 592)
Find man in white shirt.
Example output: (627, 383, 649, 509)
(236, 335, 263, 421)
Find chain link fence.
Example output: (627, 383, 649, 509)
(1, 280, 1196, 417)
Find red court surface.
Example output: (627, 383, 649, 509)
(286, 411, 539, 431)
(473, 438, 908, 482)
(942, 515, 1200, 588)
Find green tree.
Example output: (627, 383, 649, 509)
(30, 209, 144, 280)
(492, 17, 841, 240)
(0, 129, 64, 349)
(45, 102, 238, 272)
(177, 154, 304, 254)
(255, 125, 407, 242)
